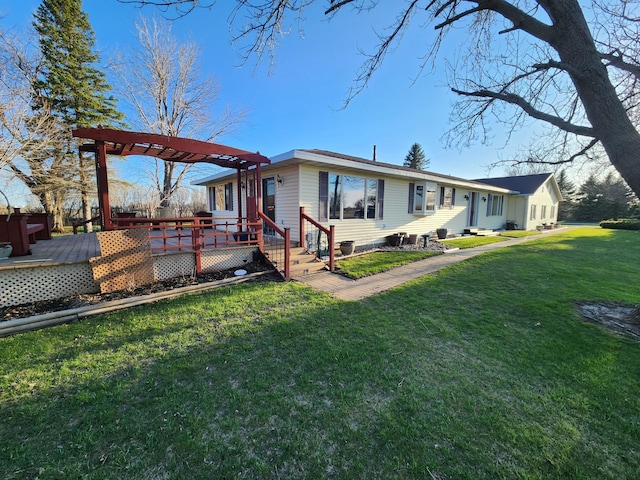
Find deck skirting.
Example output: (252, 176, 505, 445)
(1, 246, 259, 308)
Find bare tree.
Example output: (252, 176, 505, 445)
(111, 16, 245, 210)
(0, 27, 71, 229)
(119, 1, 640, 197)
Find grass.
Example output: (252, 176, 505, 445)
(500, 230, 543, 238)
(336, 250, 442, 278)
(441, 235, 509, 248)
(1, 227, 640, 479)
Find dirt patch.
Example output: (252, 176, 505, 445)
(577, 302, 640, 340)
(1, 261, 281, 322)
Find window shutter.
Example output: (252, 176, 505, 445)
(319, 171, 328, 221)
(408, 183, 414, 213)
(377, 179, 384, 220)
(451, 188, 456, 206)
(440, 186, 445, 207)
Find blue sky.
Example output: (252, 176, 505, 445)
(1, 0, 534, 203)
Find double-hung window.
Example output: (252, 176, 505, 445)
(486, 194, 503, 216)
(208, 182, 233, 211)
(439, 186, 455, 209)
(409, 182, 437, 214)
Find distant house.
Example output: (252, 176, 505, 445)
(194, 150, 561, 247)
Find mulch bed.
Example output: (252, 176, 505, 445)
(1, 261, 281, 322)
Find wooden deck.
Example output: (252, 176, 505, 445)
(0, 228, 250, 270)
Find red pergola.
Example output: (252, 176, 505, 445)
(72, 127, 270, 230)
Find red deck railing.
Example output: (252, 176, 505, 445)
(299, 207, 335, 272)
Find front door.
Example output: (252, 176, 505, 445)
(262, 177, 276, 232)
(468, 191, 479, 227)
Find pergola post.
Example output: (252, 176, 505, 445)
(95, 140, 112, 230)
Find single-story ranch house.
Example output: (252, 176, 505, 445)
(194, 149, 562, 247)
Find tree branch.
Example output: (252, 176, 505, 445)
(451, 87, 596, 137)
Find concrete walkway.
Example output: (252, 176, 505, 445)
(297, 228, 569, 301)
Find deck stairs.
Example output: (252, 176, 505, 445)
(464, 228, 500, 237)
(288, 247, 330, 278)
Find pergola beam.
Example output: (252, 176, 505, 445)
(72, 127, 270, 231)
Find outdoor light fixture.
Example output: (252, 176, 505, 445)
(482, 196, 487, 202)
(464, 194, 469, 200)
(276, 174, 283, 185)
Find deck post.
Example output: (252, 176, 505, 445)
(329, 225, 335, 272)
(299, 206, 305, 246)
(192, 217, 202, 275)
(284, 227, 291, 280)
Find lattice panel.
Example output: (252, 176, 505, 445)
(0, 263, 98, 308)
(201, 246, 257, 273)
(154, 253, 196, 281)
(90, 229, 155, 293)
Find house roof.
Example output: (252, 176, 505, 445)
(473, 173, 553, 194)
(194, 148, 511, 193)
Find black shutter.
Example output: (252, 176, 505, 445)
(451, 188, 456, 206)
(319, 171, 328, 221)
(377, 179, 384, 220)
(408, 183, 414, 213)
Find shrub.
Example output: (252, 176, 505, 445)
(599, 218, 640, 230)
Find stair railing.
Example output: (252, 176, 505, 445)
(299, 207, 335, 272)
(258, 211, 290, 280)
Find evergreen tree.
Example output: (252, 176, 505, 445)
(556, 169, 576, 221)
(403, 143, 429, 170)
(32, 0, 122, 230)
(573, 172, 633, 222)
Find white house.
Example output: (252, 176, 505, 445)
(194, 149, 561, 247)
(474, 173, 563, 231)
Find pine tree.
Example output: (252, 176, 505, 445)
(32, 0, 122, 230)
(556, 169, 576, 221)
(403, 143, 429, 170)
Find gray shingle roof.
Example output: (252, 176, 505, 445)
(474, 173, 553, 195)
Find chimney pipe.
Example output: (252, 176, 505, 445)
(373, 145, 377, 162)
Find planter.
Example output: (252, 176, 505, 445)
(407, 234, 418, 245)
(436, 228, 448, 239)
(0, 242, 12, 260)
(339, 240, 355, 256)
(386, 234, 403, 247)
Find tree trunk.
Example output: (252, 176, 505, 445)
(544, 1, 640, 196)
(161, 160, 175, 207)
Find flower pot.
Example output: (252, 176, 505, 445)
(436, 228, 448, 239)
(386, 234, 402, 247)
(407, 234, 418, 245)
(0, 242, 12, 260)
(339, 240, 355, 256)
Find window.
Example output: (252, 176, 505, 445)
(208, 182, 233, 211)
(530, 204, 537, 220)
(550, 205, 556, 219)
(410, 182, 437, 214)
(440, 187, 455, 209)
(322, 172, 383, 220)
(486, 194, 503, 216)
(541, 205, 547, 219)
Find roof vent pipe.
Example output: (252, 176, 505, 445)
(373, 145, 377, 162)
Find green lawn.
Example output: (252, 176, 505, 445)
(336, 250, 442, 278)
(500, 230, 543, 238)
(441, 235, 509, 248)
(1, 227, 639, 479)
